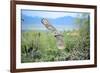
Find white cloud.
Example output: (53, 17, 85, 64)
(22, 10, 78, 19)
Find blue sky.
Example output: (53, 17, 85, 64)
(21, 9, 89, 31)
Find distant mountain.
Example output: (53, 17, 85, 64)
(21, 14, 42, 25)
(21, 14, 78, 31)
(49, 16, 76, 25)
(22, 14, 76, 26)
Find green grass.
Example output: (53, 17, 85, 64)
(21, 30, 90, 63)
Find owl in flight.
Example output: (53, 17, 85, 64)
(41, 18, 65, 49)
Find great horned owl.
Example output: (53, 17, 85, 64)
(41, 18, 65, 49)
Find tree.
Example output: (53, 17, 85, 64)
(73, 13, 90, 60)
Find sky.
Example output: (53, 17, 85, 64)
(21, 9, 89, 31)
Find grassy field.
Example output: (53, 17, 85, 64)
(21, 29, 90, 63)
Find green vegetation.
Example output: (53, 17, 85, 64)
(21, 14, 90, 63)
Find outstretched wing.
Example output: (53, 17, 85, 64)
(41, 18, 57, 32)
(41, 18, 65, 49)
